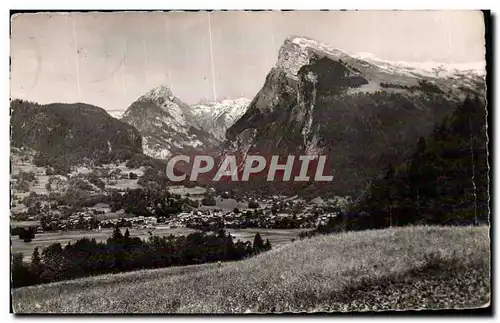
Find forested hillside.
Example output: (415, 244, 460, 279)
(311, 96, 488, 234)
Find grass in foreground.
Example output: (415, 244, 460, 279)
(11, 225, 490, 313)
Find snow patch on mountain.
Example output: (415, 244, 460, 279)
(276, 36, 350, 79)
(275, 35, 485, 82)
(351, 51, 486, 79)
(121, 85, 219, 160)
(108, 110, 126, 119)
(191, 98, 251, 140)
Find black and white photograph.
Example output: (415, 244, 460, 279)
(9, 9, 490, 314)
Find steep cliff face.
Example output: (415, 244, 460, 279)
(121, 85, 220, 159)
(10, 100, 143, 162)
(221, 36, 486, 197)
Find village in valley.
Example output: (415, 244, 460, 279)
(10, 146, 351, 259)
(9, 10, 490, 313)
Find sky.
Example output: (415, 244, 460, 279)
(10, 10, 486, 114)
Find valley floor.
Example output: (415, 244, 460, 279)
(11, 225, 490, 314)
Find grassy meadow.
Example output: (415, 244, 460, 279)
(11, 225, 490, 313)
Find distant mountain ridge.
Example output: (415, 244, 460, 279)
(108, 110, 125, 119)
(350, 51, 486, 79)
(191, 98, 251, 140)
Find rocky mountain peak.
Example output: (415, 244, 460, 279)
(121, 86, 220, 160)
(221, 36, 486, 197)
(141, 85, 174, 102)
(276, 36, 348, 79)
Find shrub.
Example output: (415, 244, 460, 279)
(18, 227, 36, 243)
(202, 196, 217, 206)
(70, 179, 94, 191)
(88, 173, 106, 190)
(248, 201, 260, 209)
(16, 180, 30, 193)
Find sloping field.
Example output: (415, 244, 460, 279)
(11, 226, 490, 313)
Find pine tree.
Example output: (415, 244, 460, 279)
(217, 228, 226, 239)
(408, 137, 428, 219)
(356, 96, 488, 228)
(383, 164, 395, 227)
(264, 239, 272, 251)
(253, 233, 264, 253)
(30, 247, 43, 283)
(224, 234, 234, 260)
(112, 226, 123, 242)
(11, 253, 32, 287)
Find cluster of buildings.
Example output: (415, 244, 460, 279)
(163, 205, 339, 230)
(99, 215, 158, 229)
(39, 209, 101, 231)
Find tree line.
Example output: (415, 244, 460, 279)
(11, 228, 271, 288)
(379, 80, 444, 94)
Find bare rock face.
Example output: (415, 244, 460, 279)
(121, 85, 220, 160)
(220, 36, 485, 197)
(276, 36, 348, 79)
